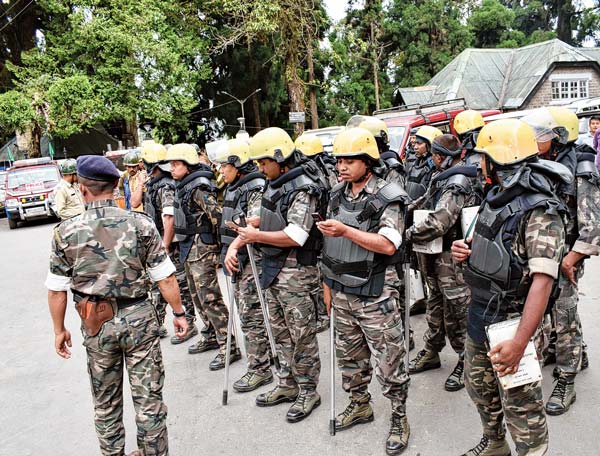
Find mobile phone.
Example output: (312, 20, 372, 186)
(311, 212, 324, 223)
(225, 220, 238, 230)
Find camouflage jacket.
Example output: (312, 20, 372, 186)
(45, 199, 174, 298)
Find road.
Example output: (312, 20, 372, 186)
(0, 216, 599, 456)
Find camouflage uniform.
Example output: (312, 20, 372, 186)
(552, 174, 600, 379)
(263, 191, 321, 390)
(233, 190, 271, 374)
(465, 206, 565, 455)
(53, 178, 85, 219)
(407, 165, 479, 356)
(325, 176, 409, 409)
(46, 199, 175, 455)
(185, 186, 233, 354)
(145, 176, 196, 327)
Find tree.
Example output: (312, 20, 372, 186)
(208, 0, 327, 136)
(468, 0, 516, 48)
(5, 0, 212, 156)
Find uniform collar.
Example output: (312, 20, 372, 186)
(86, 199, 117, 210)
(344, 174, 379, 199)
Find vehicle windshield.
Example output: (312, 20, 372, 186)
(7, 166, 60, 190)
(388, 126, 407, 152)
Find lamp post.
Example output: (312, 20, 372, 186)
(219, 88, 262, 132)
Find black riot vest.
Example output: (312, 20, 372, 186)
(174, 166, 218, 246)
(144, 172, 175, 235)
(313, 154, 338, 189)
(405, 155, 436, 200)
(259, 163, 327, 288)
(426, 165, 482, 248)
(321, 180, 407, 297)
(464, 168, 567, 343)
(219, 172, 266, 265)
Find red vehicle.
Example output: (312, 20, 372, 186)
(373, 98, 501, 157)
(4, 157, 61, 229)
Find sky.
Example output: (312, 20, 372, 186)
(324, 0, 349, 22)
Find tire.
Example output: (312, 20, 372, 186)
(8, 216, 17, 230)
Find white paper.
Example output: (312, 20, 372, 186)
(461, 206, 479, 239)
(486, 318, 542, 390)
(409, 268, 425, 303)
(412, 210, 443, 254)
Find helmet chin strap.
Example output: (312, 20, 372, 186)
(440, 156, 453, 170)
(353, 170, 372, 183)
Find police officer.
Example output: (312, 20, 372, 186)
(140, 141, 198, 342)
(167, 144, 240, 369)
(121, 150, 145, 212)
(295, 133, 336, 333)
(46, 155, 188, 456)
(295, 133, 338, 188)
(319, 127, 410, 455)
(358, 116, 406, 186)
(407, 134, 482, 392)
(523, 107, 600, 416)
(217, 138, 275, 392)
(234, 127, 325, 422)
(53, 159, 85, 219)
(404, 125, 443, 317)
(454, 110, 485, 167)
(452, 119, 568, 456)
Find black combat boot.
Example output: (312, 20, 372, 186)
(233, 370, 274, 393)
(545, 376, 576, 416)
(386, 412, 410, 455)
(445, 354, 465, 392)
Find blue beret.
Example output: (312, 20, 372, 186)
(77, 155, 121, 182)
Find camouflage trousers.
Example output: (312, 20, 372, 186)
(552, 275, 584, 379)
(465, 335, 548, 456)
(312, 266, 328, 321)
(266, 264, 321, 390)
(421, 251, 469, 354)
(152, 243, 196, 326)
(235, 260, 271, 373)
(185, 248, 234, 352)
(82, 301, 168, 456)
(333, 285, 410, 412)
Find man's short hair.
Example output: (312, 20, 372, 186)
(589, 116, 600, 124)
(78, 176, 117, 196)
(433, 134, 460, 152)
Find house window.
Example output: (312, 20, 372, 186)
(551, 79, 589, 100)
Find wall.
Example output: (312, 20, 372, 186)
(526, 65, 600, 109)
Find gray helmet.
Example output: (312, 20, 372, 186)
(123, 150, 142, 166)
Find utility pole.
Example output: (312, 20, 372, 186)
(219, 89, 262, 133)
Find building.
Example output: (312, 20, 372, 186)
(396, 39, 600, 111)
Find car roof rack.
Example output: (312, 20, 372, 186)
(373, 98, 467, 119)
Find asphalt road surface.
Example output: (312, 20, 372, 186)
(1, 216, 599, 455)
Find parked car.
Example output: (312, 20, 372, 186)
(4, 157, 61, 229)
(374, 98, 501, 156)
(303, 126, 345, 153)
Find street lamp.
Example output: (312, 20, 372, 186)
(219, 88, 262, 132)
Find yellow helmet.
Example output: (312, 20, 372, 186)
(521, 108, 568, 143)
(548, 107, 579, 143)
(415, 125, 443, 146)
(249, 127, 295, 163)
(358, 116, 389, 144)
(475, 119, 538, 165)
(295, 134, 324, 157)
(212, 138, 251, 168)
(140, 141, 167, 164)
(454, 110, 485, 135)
(165, 143, 200, 165)
(332, 127, 380, 161)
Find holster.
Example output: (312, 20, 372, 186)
(75, 296, 115, 337)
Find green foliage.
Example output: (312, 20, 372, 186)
(0, 90, 36, 132)
(468, 0, 515, 48)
